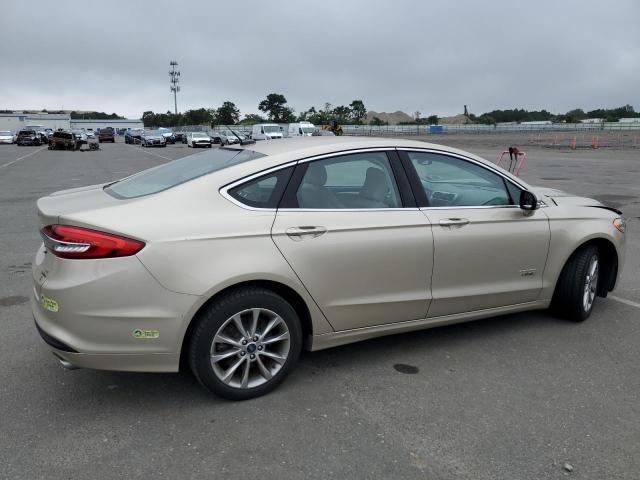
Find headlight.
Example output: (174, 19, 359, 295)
(613, 218, 626, 233)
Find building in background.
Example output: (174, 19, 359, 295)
(0, 112, 70, 132)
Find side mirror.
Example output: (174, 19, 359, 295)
(519, 190, 538, 211)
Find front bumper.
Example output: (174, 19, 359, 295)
(31, 245, 200, 372)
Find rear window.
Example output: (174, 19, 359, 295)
(105, 148, 266, 199)
(19, 130, 35, 135)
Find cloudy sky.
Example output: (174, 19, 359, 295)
(2, 0, 638, 119)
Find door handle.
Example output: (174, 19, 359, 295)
(439, 218, 470, 227)
(285, 226, 327, 240)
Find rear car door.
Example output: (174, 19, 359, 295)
(271, 150, 434, 331)
(400, 149, 550, 317)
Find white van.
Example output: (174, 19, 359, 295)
(250, 123, 283, 140)
(287, 122, 315, 137)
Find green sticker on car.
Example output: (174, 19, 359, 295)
(41, 295, 59, 312)
(132, 329, 160, 339)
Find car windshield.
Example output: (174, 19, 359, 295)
(263, 126, 280, 133)
(192, 133, 208, 138)
(301, 127, 314, 133)
(20, 130, 35, 135)
(105, 148, 265, 199)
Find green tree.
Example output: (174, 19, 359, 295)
(333, 105, 351, 123)
(239, 113, 267, 124)
(183, 108, 213, 125)
(258, 93, 293, 122)
(349, 100, 367, 124)
(214, 101, 240, 125)
(369, 116, 386, 126)
(427, 115, 439, 125)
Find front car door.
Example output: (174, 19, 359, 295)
(399, 149, 550, 317)
(271, 149, 434, 331)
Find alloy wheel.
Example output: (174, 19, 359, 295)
(210, 308, 291, 389)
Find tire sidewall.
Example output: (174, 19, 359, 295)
(578, 250, 599, 320)
(190, 290, 303, 400)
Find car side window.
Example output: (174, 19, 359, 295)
(406, 152, 514, 207)
(228, 167, 294, 209)
(293, 152, 401, 209)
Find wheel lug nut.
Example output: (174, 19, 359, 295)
(240, 351, 246, 356)
(242, 340, 247, 345)
(258, 345, 263, 350)
(250, 354, 255, 359)
(253, 336, 259, 341)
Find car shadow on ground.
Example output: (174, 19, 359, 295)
(43, 309, 567, 407)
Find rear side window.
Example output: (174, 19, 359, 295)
(228, 167, 293, 208)
(106, 148, 265, 199)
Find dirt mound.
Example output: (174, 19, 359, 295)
(365, 111, 414, 125)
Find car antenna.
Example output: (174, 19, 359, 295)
(226, 125, 255, 146)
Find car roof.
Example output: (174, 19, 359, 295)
(244, 136, 468, 159)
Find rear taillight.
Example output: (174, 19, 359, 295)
(41, 225, 145, 259)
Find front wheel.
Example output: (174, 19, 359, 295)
(189, 287, 302, 400)
(552, 245, 600, 322)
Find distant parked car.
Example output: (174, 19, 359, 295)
(187, 132, 212, 148)
(72, 130, 88, 142)
(174, 132, 186, 143)
(157, 127, 176, 144)
(141, 130, 167, 147)
(125, 128, 144, 144)
(25, 125, 49, 143)
(85, 130, 95, 139)
(0, 130, 14, 144)
(217, 132, 244, 145)
(98, 127, 115, 143)
(16, 130, 42, 146)
(48, 131, 79, 150)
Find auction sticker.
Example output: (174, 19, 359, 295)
(132, 329, 160, 339)
(41, 295, 59, 312)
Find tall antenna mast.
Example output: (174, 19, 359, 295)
(169, 61, 180, 115)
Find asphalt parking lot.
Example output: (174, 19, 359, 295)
(1, 138, 638, 479)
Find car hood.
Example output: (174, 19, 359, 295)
(532, 186, 608, 208)
(144, 135, 165, 140)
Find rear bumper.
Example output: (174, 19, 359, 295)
(31, 246, 200, 372)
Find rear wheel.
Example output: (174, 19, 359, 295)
(552, 245, 600, 322)
(189, 287, 302, 400)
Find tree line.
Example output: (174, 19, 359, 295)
(142, 94, 370, 128)
(139, 95, 640, 128)
(474, 105, 640, 125)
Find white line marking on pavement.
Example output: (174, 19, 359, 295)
(609, 295, 640, 309)
(0, 146, 47, 169)
(138, 148, 173, 161)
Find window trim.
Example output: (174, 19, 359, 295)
(280, 149, 409, 211)
(227, 166, 294, 209)
(220, 147, 418, 212)
(398, 148, 526, 209)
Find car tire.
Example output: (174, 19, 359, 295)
(208, 144, 212, 148)
(189, 287, 303, 400)
(552, 245, 600, 322)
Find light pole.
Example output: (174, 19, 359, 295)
(169, 61, 180, 115)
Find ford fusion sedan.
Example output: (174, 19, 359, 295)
(32, 137, 626, 400)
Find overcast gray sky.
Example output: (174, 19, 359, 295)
(2, 0, 638, 119)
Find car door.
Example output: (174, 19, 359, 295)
(400, 149, 550, 317)
(271, 150, 434, 331)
